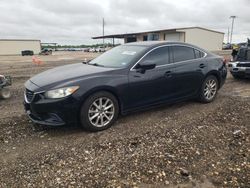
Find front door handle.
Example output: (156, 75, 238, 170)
(199, 63, 206, 69)
(164, 71, 172, 78)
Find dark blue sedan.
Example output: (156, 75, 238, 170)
(24, 41, 227, 131)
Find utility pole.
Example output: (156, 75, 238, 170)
(102, 18, 105, 46)
(227, 27, 230, 44)
(230, 16, 236, 44)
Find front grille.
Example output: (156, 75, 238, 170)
(25, 89, 34, 103)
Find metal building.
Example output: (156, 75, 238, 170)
(0, 39, 41, 55)
(92, 27, 224, 51)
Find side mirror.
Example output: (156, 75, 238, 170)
(136, 63, 156, 73)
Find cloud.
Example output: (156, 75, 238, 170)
(0, 0, 249, 44)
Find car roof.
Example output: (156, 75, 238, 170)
(124, 41, 182, 47)
(124, 41, 210, 54)
(124, 41, 202, 48)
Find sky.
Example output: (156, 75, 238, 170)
(0, 0, 249, 45)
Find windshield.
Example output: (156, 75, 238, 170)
(247, 50, 250, 61)
(237, 48, 250, 61)
(89, 45, 147, 68)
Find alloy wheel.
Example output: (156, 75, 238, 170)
(88, 97, 115, 127)
(204, 79, 217, 100)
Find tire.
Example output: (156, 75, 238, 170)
(199, 75, 218, 103)
(0, 88, 11, 99)
(80, 91, 119, 131)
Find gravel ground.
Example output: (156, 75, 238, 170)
(0, 52, 249, 188)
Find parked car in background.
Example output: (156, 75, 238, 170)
(68, 48, 76, 51)
(89, 48, 96, 52)
(223, 43, 232, 50)
(83, 48, 90, 52)
(24, 41, 227, 131)
(95, 46, 106, 53)
(228, 46, 250, 79)
(21, 50, 34, 56)
(40, 49, 52, 55)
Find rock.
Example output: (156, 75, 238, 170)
(180, 168, 189, 177)
(195, 150, 200, 155)
(148, 170, 153, 174)
(233, 130, 243, 138)
(214, 171, 219, 175)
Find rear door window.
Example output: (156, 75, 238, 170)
(194, 49, 205, 58)
(172, 46, 195, 62)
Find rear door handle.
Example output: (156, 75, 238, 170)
(164, 71, 172, 78)
(199, 64, 206, 69)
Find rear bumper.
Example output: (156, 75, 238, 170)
(219, 65, 227, 88)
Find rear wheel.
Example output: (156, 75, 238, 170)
(80, 91, 119, 131)
(199, 75, 218, 103)
(0, 88, 11, 99)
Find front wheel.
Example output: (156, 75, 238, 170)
(0, 88, 11, 99)
(199, 75, 218, 103)
(80, 91, 119, 131)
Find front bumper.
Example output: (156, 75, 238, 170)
(228, 61, 250, 78)
(229, 67, 250, 78)
(24, 95, 80, 126)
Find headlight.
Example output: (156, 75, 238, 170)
(45, 86, 79, 99)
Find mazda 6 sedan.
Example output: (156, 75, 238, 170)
(24, 41, 227, 131)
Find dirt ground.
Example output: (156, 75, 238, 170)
(0, 51, 249, 188)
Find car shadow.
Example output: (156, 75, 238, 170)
(30, 100, 193, 137)
(31, 123, 88, 137)
(120, 100, 198, 131)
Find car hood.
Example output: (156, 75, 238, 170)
(237, 61, 250, 67)
(237, 61, 250, 64)
(230, 61, 250, 67)
(29, 63, 115, 88)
